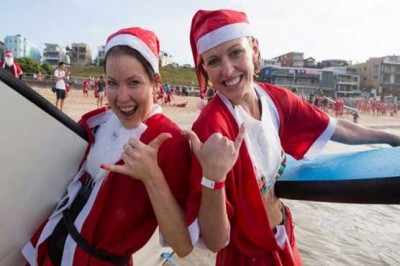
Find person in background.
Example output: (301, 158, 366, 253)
(183, 9, 400, 266)
(65, 70, 72, 96)
(82, 77, 90, 97)
(23, 27, 192, 265)
(0, 50, 23, 79)
(96, 75, 105, 108)
(54, 61, 67, 111)
(353, 111, 360, 123)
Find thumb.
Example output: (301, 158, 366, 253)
(181, 129, 202, 154)
(234, 123, 246, 151)
(148, 133, 172, 149)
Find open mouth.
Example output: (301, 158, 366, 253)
(223, 75, 242, 87)
(119, 106, 137, 117)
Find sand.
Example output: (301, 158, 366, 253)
(33, 86, 400, 266)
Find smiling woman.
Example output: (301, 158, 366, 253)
(23, 27, 193, 265)
(104, 46, 157, 129)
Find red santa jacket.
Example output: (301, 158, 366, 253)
(0, 61, 23, 78)
(23, 107, 191, 266)
(186, 82, 333, 265)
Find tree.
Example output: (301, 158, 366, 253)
(40, 62, 54, 75)
(16, 57, 42, 74)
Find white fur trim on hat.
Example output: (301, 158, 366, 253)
(197, 22, 252, 54)
(105, 34, 159, 74)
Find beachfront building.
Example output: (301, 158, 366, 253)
(43, 43, 67, 66)
(354, 56, 400, 99)
(94, 45, 105, 66)
(320, 67, 361, 98)
(258, 66, 322, 96)
(260, 58, 280, 69)
(320, 59, 349, 68)
(68, 43, 92, 66)
(4, 34, 41, 62)
(259, 65, 360, 98)
(304, 57, 317, 68)
(274, 52, 305, 68)
(159, 50, 174, 67)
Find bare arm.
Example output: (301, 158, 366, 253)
(331, 119, 400, 146)
(101, 134, 193, 257)
(182, 124, 245, 252)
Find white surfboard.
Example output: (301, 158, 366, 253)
(0, 70, 173, 265)
(0, 72, 88, 265)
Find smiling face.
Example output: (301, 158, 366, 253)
(201, 37, 259, 105)
(105, 50, 155, 129)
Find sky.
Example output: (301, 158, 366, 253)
(2, 0, 400, 66)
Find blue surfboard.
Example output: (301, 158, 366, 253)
(276, 147, 400, 204)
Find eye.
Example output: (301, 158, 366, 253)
(230, 49, 243, 59)
(206, 58, 219, 67)
(106, 80, 117, 88)
(128, 80, 140, 87)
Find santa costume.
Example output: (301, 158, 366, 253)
(186, 9, 337, 265)
(1, 49, 23, 79)
(22, 27, 191, 266)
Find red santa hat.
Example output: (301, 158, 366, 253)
(190, 9, 252, 92)
(5, 50, 13, 57)
(105, 27, 160, 74)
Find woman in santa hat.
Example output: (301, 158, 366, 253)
(23, 27, 192, 265)
(183, 9, 400, 266)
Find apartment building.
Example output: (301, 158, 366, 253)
(94, 45, 105, 66)
(274, 52, 304, 68)
(259, 65, 360, 98)
(43, 43, 67, 66)
(4, 34, 41, 62)
(354, 56, 400, 98)
(259, 66, 322, 96)
(320, 67, 360, 98)
(68, 43, 93, 66)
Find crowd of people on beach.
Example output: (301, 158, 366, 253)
(17, 8, 400, 266)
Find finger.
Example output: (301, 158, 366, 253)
(100, 163, 127, 175)
(128, 138, 141, 149)
(234, 123, 246, 151)
(148, 133, 172, 149)
(181, 129, 202, 153)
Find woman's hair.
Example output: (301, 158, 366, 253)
(104, 46, 156, 83)
(250, 37, 261, 77)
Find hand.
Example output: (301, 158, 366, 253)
(100, 133, 172, 182)
(182, 124, 245, 182)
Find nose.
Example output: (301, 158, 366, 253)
(220, 57, 235, 77)
(116, 86, 131, 101)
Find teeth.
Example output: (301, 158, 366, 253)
(225, 77, 240, 87)
(120, 106, 135, 112)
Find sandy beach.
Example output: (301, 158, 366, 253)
(34, 86, 400, 266)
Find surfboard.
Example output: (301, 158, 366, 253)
(275, 147, 400, 204)
(0, 70, 173, 265)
